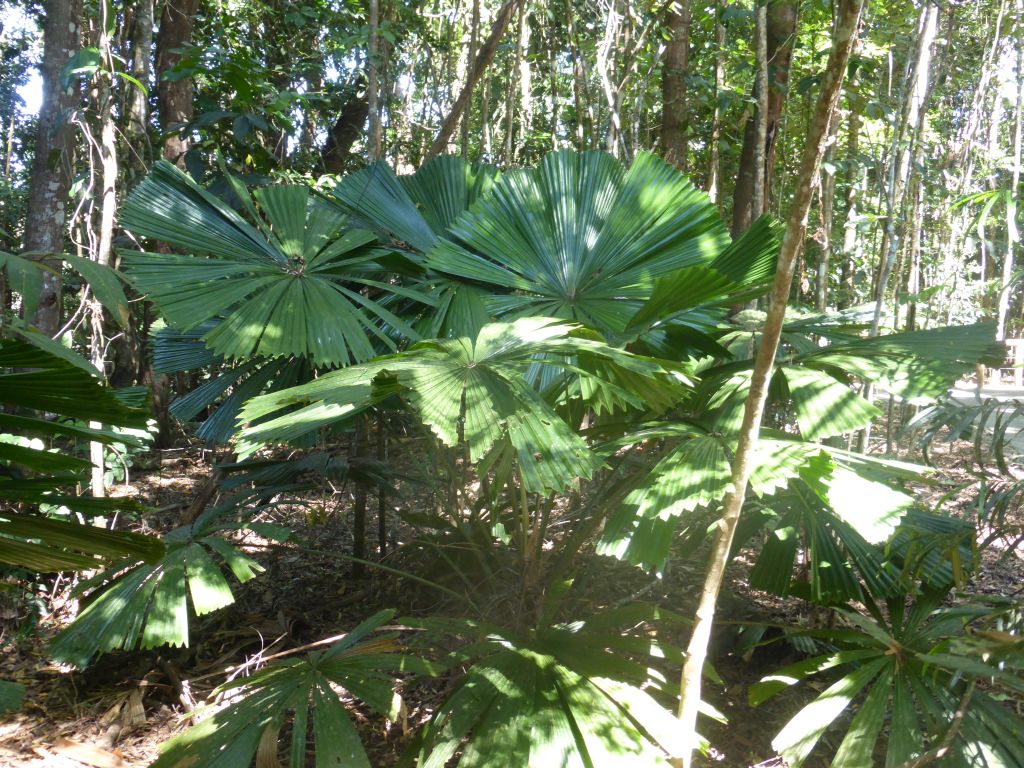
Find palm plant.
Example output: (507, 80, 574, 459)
(0, 336, 162, 572)
(753, 591, 1024, 767)
(238, 318, 684, 494)
(119, 160, 430, 365)
(335, 150, 781, 342)
(406, 607, 691, 768)
(48, 504, 283, 667)
(150, 609, 434, 768)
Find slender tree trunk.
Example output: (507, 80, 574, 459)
(565, 0, 596, 149)
(24, 0, 83, 336)
(870, 1, 939, 334)
(816, 142, 838, 311)
(838, 75, 862, 310)
(732, 0, 798, 236)
(661, 0, 690, 170)
(461, 0, 481, 158)
(426, 0, 525, 161)
(124, 0, 154, 177)
(597, 0, 624, 157)
(673, 2, 865, 765)
(503, 7, 525, 164)
(367, 0, 383, 161)
(998, 5, 1023, 341)
(518, 5, 533, 157)
(751, 2, 769, 219)
(707, 0, 725, 202)
(89, 6, 120, 499)
(156, 0, 200, 165)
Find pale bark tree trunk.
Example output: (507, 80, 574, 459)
(751, 2, 769, 219)
(88, 5, 120, 499)
(565, 0, 596, 150)
(597, 1, 624, 157)
(367, 0, 382, 161)
(124, 0, 154, 177)
(25, 0, 83, 336)
(814, 5, 843, 311)
(548, 19, 560, 150)
(503, 6, 525, 164)
(838, 73, 863, 310)
(518, 6, 533, 155)
(673, 1, 866, 765)
(870, 1, 940, 334)
(426, 0, 525, 162)
(997, 3, 1023, 341)
(661, 0, 691, 170)
(731, 0, 798, 236)
(707, 0, 725, 202)
(156, 0, 200, 165)
(461, 0, 481, 158)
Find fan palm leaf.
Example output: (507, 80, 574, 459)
(238, 318, 685, 493)
(120, 161, 432, 365)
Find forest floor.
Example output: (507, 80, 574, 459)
(1, 435, 1022, 768)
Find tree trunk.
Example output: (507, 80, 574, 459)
(565, 0, 596, 150)
(156, 0, 200, 165)
(731, 0, 798, 237)
(88, 3, 120, 499)
(673, 1, 865, 764)
(707, 0, 725, 202)
(124, 0, 154, 177)
(661, 0, 690, 170)
(751, 2, 769, 219)
(367, 0, 383, 161)
(997, 4, 1023, 341)
(838, 70, 862, 310)
(426, 0, 525, 162)
(322, 91, 370, 173)
(461, 0, 481, 158)
(597, 1, 624, 157)
(870, 1, 940, 335)
(24, 0, 83, 336)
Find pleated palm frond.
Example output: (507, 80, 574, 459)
(120, 161, 431, 365)
(0, 337, 163, 572)
(49, 508, 287, 667)
(799, 322, 1003, 403)
(2, 250, 131, 330)
(151, 610, 433, 768)
(425, 150, 752, 335)
(752, 593, 1024, 768)
(238, 318, 685, 493)
(702, 323, 999, 438)
(152, 323, 310, 444)
(333, 154, 500, 254)
(598, 432, 921, 579)
(333, 155, 503, 338)
(409, 609, 687, 768)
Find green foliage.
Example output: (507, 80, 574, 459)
(120, 161, 429, 365)
(409, 609, 688, 767)
(150, 610, 432, 768)
(753, 593, 1024, 767)
(238, 317, 684, 492)
(423, 150, 729, 331)
(48, 509, 282, 667)
(0, 337, 163, 572)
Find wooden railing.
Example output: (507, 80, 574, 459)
(988, 338, 1024, 387)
